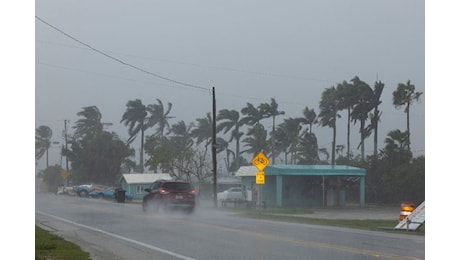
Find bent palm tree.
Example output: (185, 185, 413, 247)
(35, 125, 53, 168)
(393, 80, 423, 152)
(147, 99, 175, 138)
(259, 98, 285, 164)
(121, 99, 148, 172)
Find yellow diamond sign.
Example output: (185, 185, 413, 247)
(252, 152, 270, 171)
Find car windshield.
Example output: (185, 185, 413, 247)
(163, 182, 191, 191)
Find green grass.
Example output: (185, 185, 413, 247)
(218, 207, 425, 235)
(35, 225, 91, 260)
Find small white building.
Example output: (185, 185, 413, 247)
(119, 173, 172, 200)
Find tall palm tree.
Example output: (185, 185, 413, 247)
(336, 80, 358, 160)
(215, 137, 235, 174)
(318, 86, 341, 165)
(277, 117, 303, 164)
(300, 106, 317, 134)
(318, 86, 341, 206)
(35, 125, 53, 168)
(241, 102, 265, 126)
(393, 80, 423, 152)
(120, 99, 148, 173)
(191, 112, 213, 150)
(147, 99, 175, 138)
(350, 76, 374, 161)
(366, 80, 385, 158)
(242, 123, 269, 157)
(73, 106, 104, 138)
(259, 97, 285, 164)
(216, 109, 245, 171)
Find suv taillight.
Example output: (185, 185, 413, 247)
(189, 189, 196, 195)
(159, 188, 170, 194)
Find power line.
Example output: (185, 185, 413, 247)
(35, 15, 209, 91)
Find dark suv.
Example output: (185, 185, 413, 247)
(142, 179, 196, 214)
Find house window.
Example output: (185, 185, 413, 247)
(136, 185, 144, 194)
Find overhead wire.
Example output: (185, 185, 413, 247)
(35, 15, 209, 92)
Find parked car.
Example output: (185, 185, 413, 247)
(74, 184, 110, 197)
(142, 179, 196, 214)
(217, 187, 244, 201)
(88, 187, 133, 201)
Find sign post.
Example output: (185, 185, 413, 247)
(252, 152, 270, 184)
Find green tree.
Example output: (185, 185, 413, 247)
(336, 80, 357, 160)
(318, 86, 340, 165)
(217, 109, 245, 172)
(367, 80, 385, 158)
(215, 137, 234, 174)
(296, 132, 320, 164)
(242, 123, 269, 157)
(259, 97, 285, 164)
(300, 106, 317, 134)
(120, 99, 148, 173)
(147, 98, 175, 138)
(35, 125, 53, 168)
(73, 106, 104, 139)
(393, 80, 423, 152)
(241, 102, 265, 126)
(41, 165, 65, 193)
(65, 131, 131, 184)
(350, 76, 374, 161)
(191, 112, 213, 150)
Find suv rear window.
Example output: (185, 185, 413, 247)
(163, 182, 191, 191)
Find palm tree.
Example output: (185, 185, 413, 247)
(277, 117, 303, 164)
(146, 99, 175, 138)
(191, 112, 213, 150)
(336, 80, 358, 160)
(120, 99, 148, 173)
(366, 80, 385, 158)
(215, 137, 235, 174)
(242, 123, 269, 157)
(318, 86, 341, 206)
(318, 86, 341, 165)
(300, 106, 317, 134)
(216, 109, 245, 171)
(350, 76, 374, 161)
(241, 102, 265, 126)
(393, 80, 423, 152)
(73, 106, 104, 138)
(35, 125, 53, 168)
(259, 98, 285, 164)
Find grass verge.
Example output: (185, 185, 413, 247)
(218, 207, 425, 235)
(35, 225, 91, 260)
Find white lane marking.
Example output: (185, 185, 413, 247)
(36, 211, 195, 260)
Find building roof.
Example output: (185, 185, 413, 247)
(234, 166, 258, 177)
(235, 165, 366, 177)
(120, 173, 172, 184)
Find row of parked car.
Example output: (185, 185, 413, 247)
(71, 184, 134, 201)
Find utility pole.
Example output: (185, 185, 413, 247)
(212, 87, 217, 208)
(64, 119, 69, 186)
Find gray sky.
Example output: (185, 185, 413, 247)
(34, 0, 425, 170)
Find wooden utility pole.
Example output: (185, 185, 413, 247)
(212, 87, 217, 208)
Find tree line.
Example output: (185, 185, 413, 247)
(36, 76, 424, 204)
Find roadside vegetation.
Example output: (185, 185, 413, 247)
(36, 78, 424, 205)
(35, 225, 91, 260)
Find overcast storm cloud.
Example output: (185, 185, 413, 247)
(34, 0, 425, 170)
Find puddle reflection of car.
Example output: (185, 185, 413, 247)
(88, 187, 133, 201)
